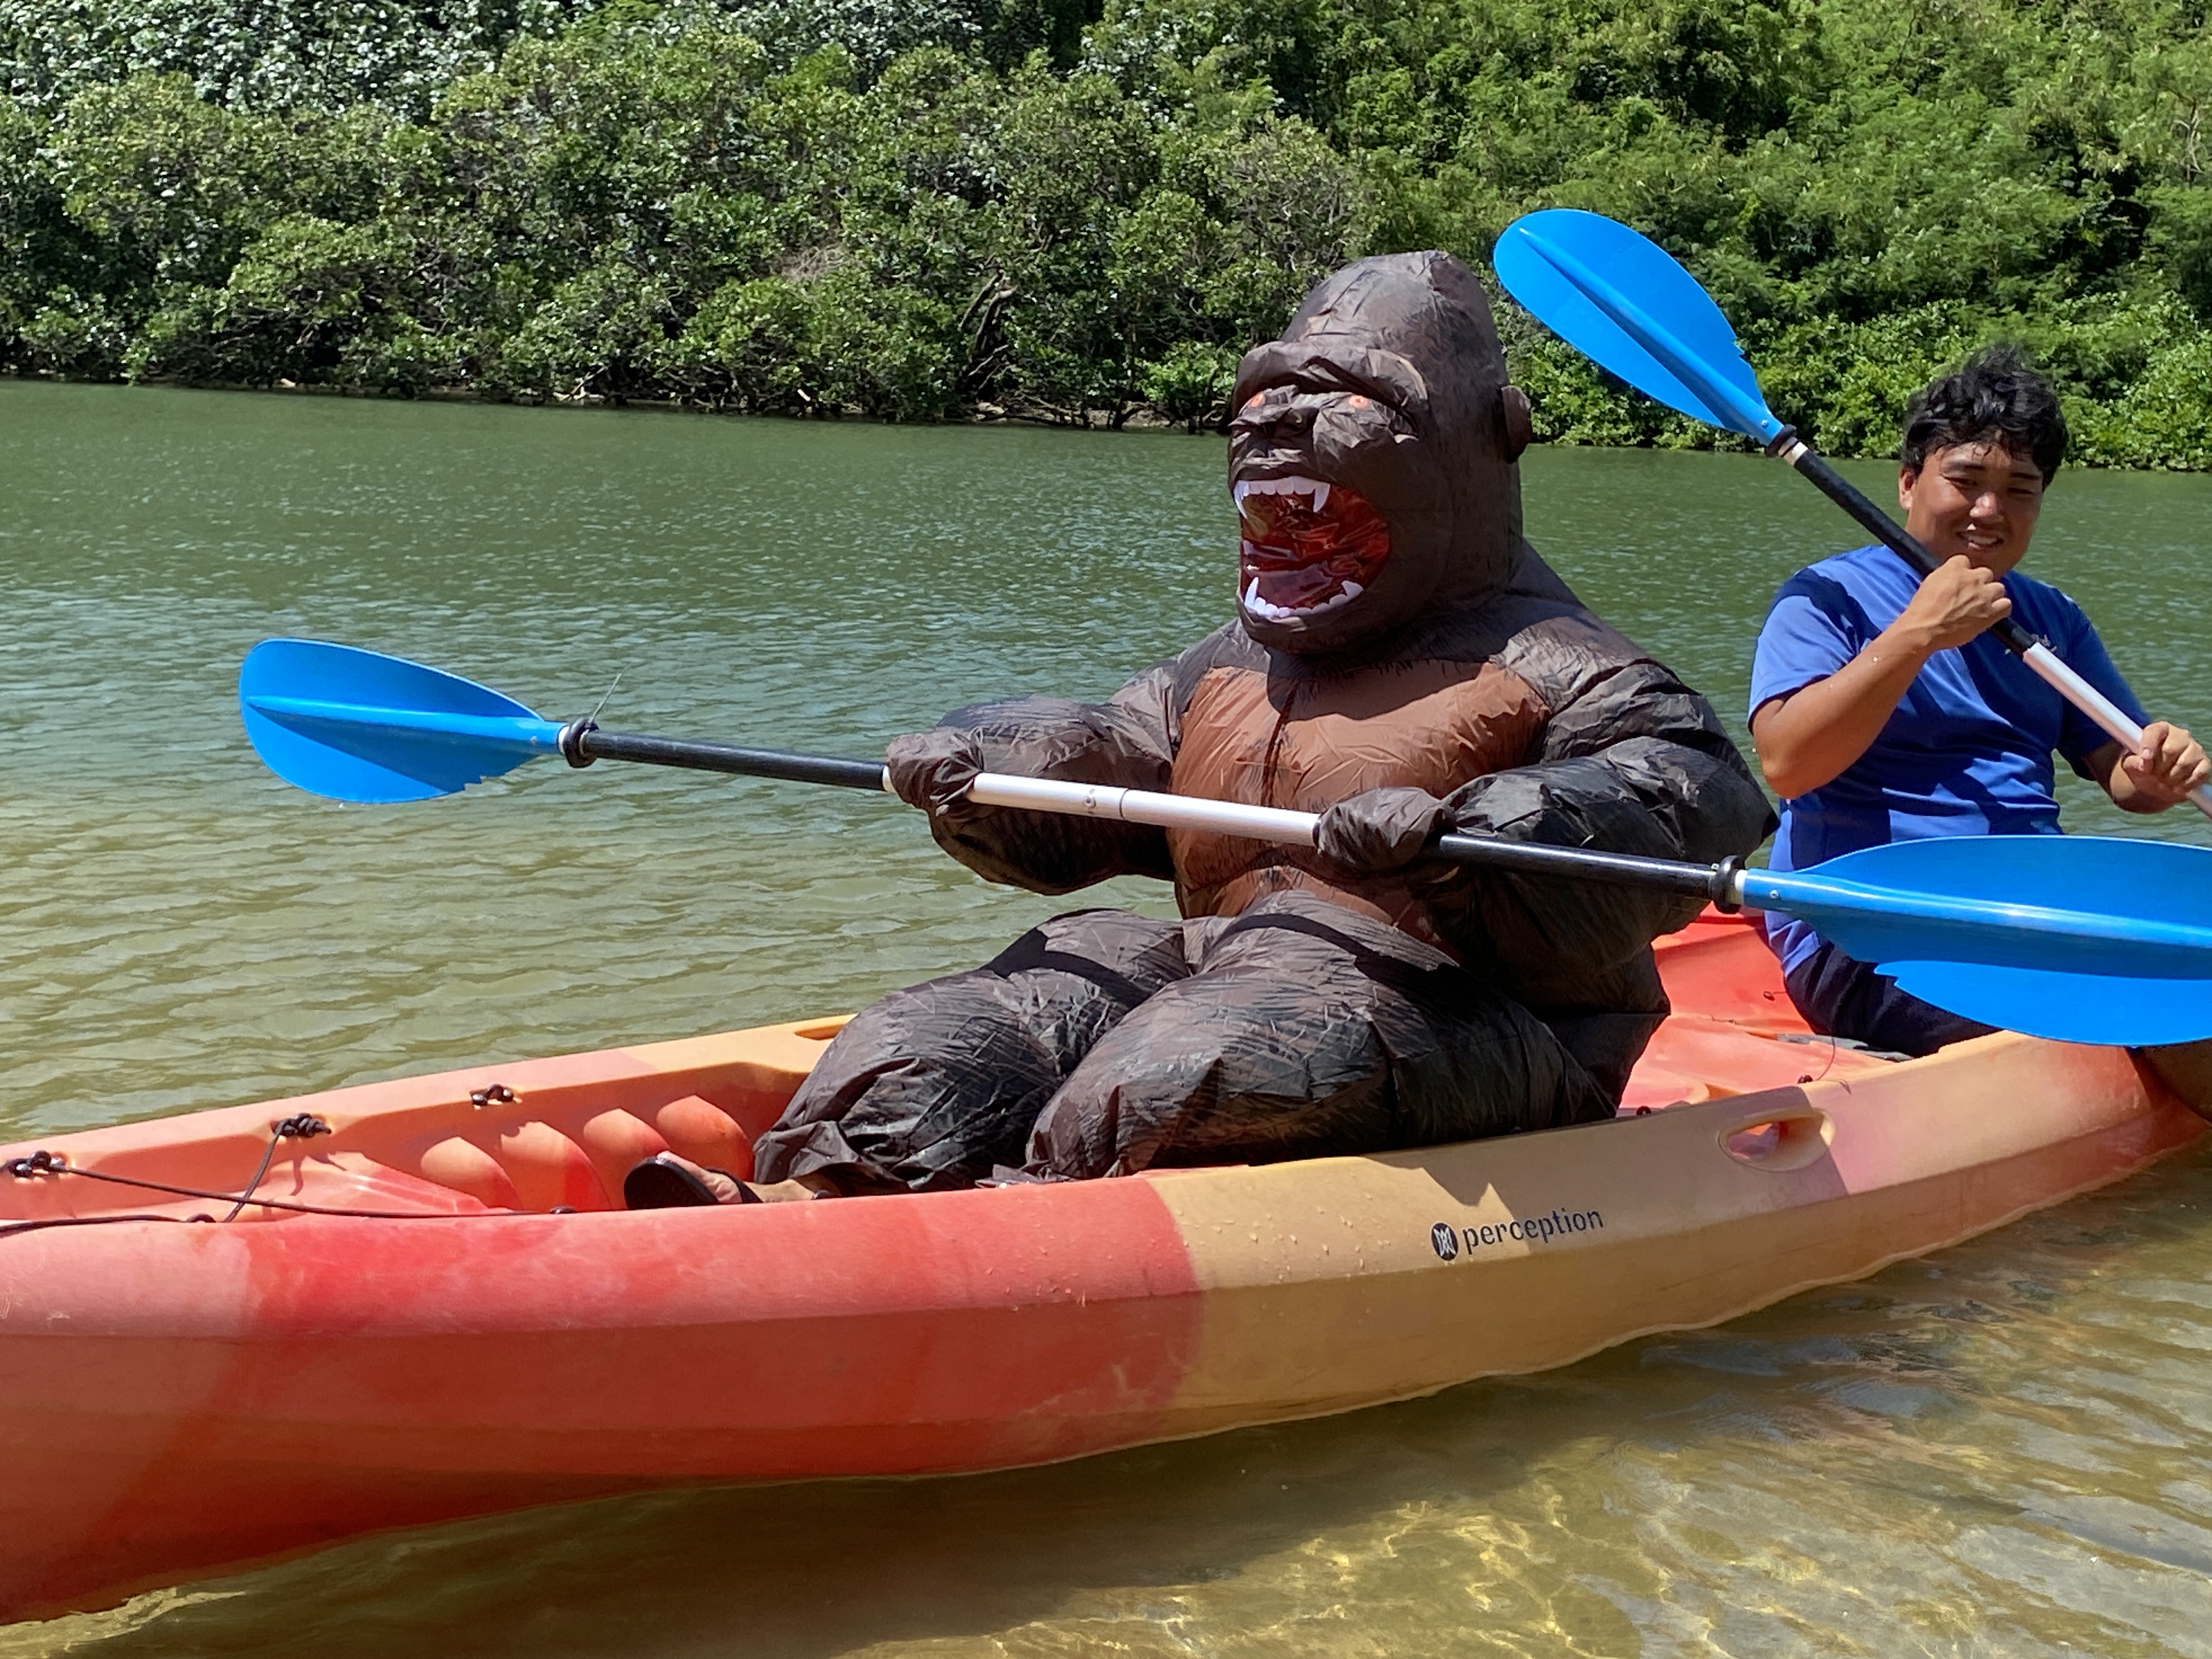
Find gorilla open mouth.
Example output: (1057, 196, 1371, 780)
(1235, 475, 1392, 623)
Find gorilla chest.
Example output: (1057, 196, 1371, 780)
(1168, 657, 1545, 906)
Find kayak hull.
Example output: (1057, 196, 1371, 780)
(2, 914, 2202, 1621)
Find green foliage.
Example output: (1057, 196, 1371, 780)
(1138, 339, 1238, 430)
(0, 0, 585, 117)
(0, 0, 1098, 115)
(1, 0, 2209, 462)
(2088, 324, 2212, 471)
(2146, 183, 2212, 318)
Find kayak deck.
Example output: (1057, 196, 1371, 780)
(1, 911, 2202, 1620)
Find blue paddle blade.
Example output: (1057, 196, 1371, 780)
(1492, 210, 1786, 446)
(1881, 961, 2212, 1049)
(1744, 835, 2212, 1045)
(239, 639, 565, 803)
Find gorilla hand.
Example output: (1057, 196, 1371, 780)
(887, 730, 989, 825)
(1316, 786, 1447, 874)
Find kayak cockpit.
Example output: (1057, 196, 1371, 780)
(2, 914, 1898, 1229)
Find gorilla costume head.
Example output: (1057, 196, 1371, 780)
(1226, 251, 1533, 654)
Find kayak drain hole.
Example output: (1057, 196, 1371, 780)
(1720, 1109, 1832, 1172)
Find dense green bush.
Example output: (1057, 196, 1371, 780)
(2, 0, 2209, 463)
(0, 0, 1095, 114)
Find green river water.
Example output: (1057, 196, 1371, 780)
(5, 379, 2212, 1656)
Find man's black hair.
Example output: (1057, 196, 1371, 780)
(1900, 344, 2069, 484)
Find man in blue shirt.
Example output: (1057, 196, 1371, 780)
(1749, 347, 2209, 1054)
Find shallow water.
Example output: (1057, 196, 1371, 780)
(4, 381, 2211, 1655)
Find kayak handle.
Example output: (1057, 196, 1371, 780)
(1718, 1104, 1833, 1172)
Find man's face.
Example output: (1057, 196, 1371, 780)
(1898, 439, 2046, 575)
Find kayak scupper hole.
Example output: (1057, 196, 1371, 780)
(1720, 1109, 1833, 1172)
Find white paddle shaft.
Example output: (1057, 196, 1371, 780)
(964, 773, 1322, 844)
(2018, 642, 2212, 820)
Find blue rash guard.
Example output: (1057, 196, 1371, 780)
(1749, 543, 2148, 975)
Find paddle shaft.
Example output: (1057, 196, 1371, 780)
(559, 720, 1735, 904)
(568, 725, 889, 791)
(1766, 431, 2212, 822)
(561, 720, 2212, 967)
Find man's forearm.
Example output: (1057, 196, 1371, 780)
(1752, 625, 1934, 798)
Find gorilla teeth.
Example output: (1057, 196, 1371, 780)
(1241, 577, 1363, 622)
(1233, 475, 1328, 514)
(1302, 585, 1359, 615)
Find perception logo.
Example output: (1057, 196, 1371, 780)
(1430, 1208, 1607, 1261)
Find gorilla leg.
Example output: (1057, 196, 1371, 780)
(1023, 892, 1613, 1180)
(752, 909, 1190, 1194)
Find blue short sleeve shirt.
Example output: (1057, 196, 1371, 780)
(1749, 543, 2147, 973)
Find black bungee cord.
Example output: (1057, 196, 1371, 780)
(1, 1113, 569, 1238)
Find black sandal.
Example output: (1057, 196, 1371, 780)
(623, 1153, 760, 1209)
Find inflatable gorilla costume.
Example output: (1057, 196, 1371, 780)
(752, 251, 1772, 1194)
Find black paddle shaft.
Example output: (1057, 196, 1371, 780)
(559, 720, 888, 792)
(1436, 833, 1736, 902)
(1765, 431, 2042, 658)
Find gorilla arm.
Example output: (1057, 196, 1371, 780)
(1421, 645, 1775, 975)
(887, 658, 1184, 894)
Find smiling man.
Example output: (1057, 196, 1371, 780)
(1748, 346, 2210, 1056)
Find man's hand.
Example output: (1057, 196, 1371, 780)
(1316, 787, 1448, 874)
(2117, 721, 2210, 809)
(886, 730, 989, 824)
(1893, 555, 2013, 654)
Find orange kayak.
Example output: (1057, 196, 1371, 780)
(1, 910, 2202, 1621)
